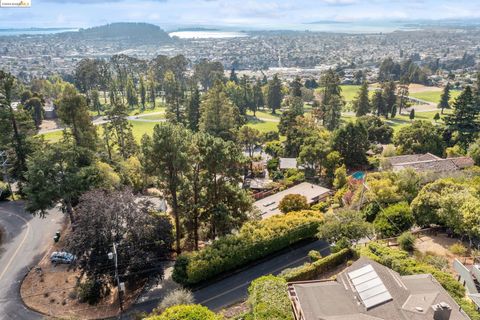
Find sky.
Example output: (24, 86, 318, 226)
(1, 0, 480, 30)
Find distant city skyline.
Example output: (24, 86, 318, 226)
(1, 0, 480, 29)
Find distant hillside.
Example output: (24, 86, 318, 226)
(58, 22, 172, 44)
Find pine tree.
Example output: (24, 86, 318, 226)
(445, 86, 480, 149)
(251, 80, 264, 116)
(148, 73, 156, 109)
(396, 83, 409, 115)
(438, 83, 451, 114)
(353, 81, 370, 117)
(164, 70, 185, 124)
(139, 76, 146, 111)
(382, 81, 397, 118)
(106, 102, 138, 159)
(267, 74, 282, 114)
(126, 76, 138, 109)
(290, 76, 302, 98)
(319, 69, 344, 130)
(187, 88, 201, 132)
(229, 68, 239, 84)
(199, 82, 238, 141)
(371, 91, 386, 118)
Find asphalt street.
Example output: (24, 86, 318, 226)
(130, 239, 330, 316)
(0, 201, 63, 320)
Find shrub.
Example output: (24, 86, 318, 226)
(362, 202, 381, 223)
(331, 237, 351, 253)
(308, 250, 322, 262)
(398, 231, 416, 252)
(278, 194, 308, 214)
(147, 304, 220, 320)
(247, 275, 293, 320)
(311, 201, 329, 213)
(374, 202, 413, 237)
(173, 211, 324, 285)
(77, 279, 102, 305)
(449, 243, 467, 256)
(0, 181, 11, 201)
(156, 289, 194, 313)
(281, 248, 353, 282)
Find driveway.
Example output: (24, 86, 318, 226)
(130, 239, 330, 316)
(0, 201, 64, 320)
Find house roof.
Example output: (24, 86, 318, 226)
(384, 154, 474, 173)
(288, 257, 469, 320)
(280, 158, 298, 169)
(253, 182, 331, 219)
(386, 153, 441, 166)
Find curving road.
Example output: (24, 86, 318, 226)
(130, 240, 330, 316)
(0, 201, 64, 320)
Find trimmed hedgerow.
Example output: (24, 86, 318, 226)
(247, 275, 293, 320)
(359, 243, 480, 320)
(280, 248, 353, 282)
(147, 304, 220, 320)
(173, 210, 324, 285)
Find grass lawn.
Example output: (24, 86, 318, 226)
(40, 120, 161, 143)
(340, 85, 362, 102)
(246, 110, 281, 120)
(244, 117, 279, 133)
(410, 90, 461, 104)
(135, 113, 165, 120)
(340, 109, 452, 132)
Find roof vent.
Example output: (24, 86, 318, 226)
(432, 302, 452, 320)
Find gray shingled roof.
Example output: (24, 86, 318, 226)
(288, 257, 469, 320)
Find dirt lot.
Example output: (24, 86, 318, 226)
(408, 83, 442, 93)
(20, 229, 144, 319)
(415, 234, 474, 271)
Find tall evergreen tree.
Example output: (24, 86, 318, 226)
(229, 68, 239, 84)
(396, 83, 409, 115)
(353, 82, 370, 117)
(139, 76, 146, 111)
(382, 81, 397, 118)
(105, 102, 137, 159)
(445, 86, 480, 149)
(267, 74, 282, 114)
(142, 123, 192, 253)
(186, 88, 201, 132)
(199, 82, 238, 141)
(57, 84, 97, 150)
(438, 82, 451, 114)
(290, 76, 303, 98)
(0, 71, 36, 180)
(319, 69, 344, 130)
(251, 80, 264, 116)
(372, 90, 386, 118)
(148, 72, 156, 109)
(126, 76, 138, 109)
(164, 70, 185, 124)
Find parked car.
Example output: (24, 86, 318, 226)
(50, 251, 76, 264)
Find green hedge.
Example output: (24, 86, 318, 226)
(146, 304, 220, 320)
(360, 243, 480, 320)
(0, 181, 11, 201)
(281, 248, 353, 282)
(173, 210, 324, 285)
(247, 275, 293, 320)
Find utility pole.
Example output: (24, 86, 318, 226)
(0, 151, 14, 200)
(109, 243, 124, 318)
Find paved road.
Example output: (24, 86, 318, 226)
(0, 201, 64, 320)
(130, 239, 330, 316)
